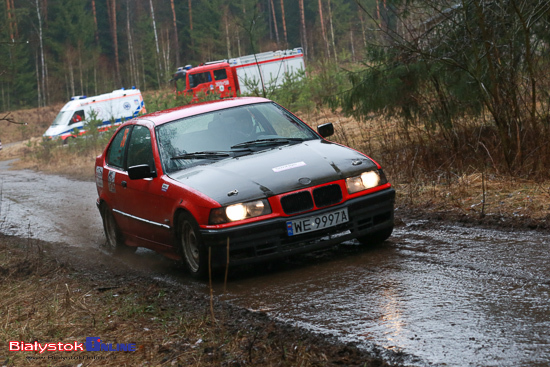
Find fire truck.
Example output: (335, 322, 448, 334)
(171, 48, 305, 99)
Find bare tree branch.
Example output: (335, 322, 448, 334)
(0, 40, 29, 45)
(1, 112, 26, 125)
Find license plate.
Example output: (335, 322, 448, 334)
(286, 208, 349, 236)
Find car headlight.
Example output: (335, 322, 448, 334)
(346, 169, 387, 194)
(209, 199, 272, 224)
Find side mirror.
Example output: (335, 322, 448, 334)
(128, 164, 157, 180)
(317, 123, 334, 138)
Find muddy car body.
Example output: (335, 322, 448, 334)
(95, 97, 395, 277)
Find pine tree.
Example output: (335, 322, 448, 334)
(134, 13, 160, 90)
(46, 0, 94, 100)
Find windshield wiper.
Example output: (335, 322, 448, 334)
(171, 151, 231, 160)
(230, 138, 304, 149)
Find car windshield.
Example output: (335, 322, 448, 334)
(156, 102, 319, 174)
(51, 111, 70, 126)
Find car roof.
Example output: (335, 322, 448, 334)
(137, 97, 271, 126)
(188, 62, 231, 73)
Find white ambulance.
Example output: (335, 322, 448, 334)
(44, 88, 146, 141)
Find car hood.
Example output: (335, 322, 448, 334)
(169, 140, 378, 205)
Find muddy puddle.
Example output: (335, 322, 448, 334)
(1, 162, 549, 366)
(213, 223, 550, 366)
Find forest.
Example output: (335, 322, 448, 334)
(3, 0, 550, 181)
(0, 0, 377, 109)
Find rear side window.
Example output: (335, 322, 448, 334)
(213, 68, 227, 80)
(107, 126, 132, 169)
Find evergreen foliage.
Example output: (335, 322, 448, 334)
(332, 0, 550, 173)
(0, 0, 370, 111)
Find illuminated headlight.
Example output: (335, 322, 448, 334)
(209, 199, 271, 224)
(346, 170, 387, 194)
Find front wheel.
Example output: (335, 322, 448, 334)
(101, 204, 136, 254)
(179, 212, 207, 278)
(357, 227, 393, 246)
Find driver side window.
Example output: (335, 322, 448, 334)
(189, 72, 211, 88)
(69, 110, 85, 125)
(127, 125, 155, 171)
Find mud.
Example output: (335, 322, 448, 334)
(1, 162, 549, 366)
(0, 159, 102, 246)
(215, 223, 550, 366)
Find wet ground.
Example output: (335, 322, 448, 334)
(217, 225, 550, 366)
(0, 160, 103, 247)
(1, 162, 549, 366)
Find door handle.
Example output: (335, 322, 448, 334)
(121, 181, 127, 188)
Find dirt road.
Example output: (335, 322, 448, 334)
(1, 162, 549, 366)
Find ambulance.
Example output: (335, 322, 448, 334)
(44, 87, 146, 141)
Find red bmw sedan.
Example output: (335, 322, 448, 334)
(95, 97, 395, 277)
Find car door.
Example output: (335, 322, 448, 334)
(189, 71, 213, 96)
(119, 124, 173, 249)
(102, 126, 131, 213)
(213, 67, 232, 97)
(103, 125, 133, 233)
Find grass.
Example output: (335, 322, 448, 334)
(0, 234, 389, 367)
(306, 109, 550, 224)
(1, 138, 99, 180)
(395, 173, 550, 221)
(0, 104, 62, 144)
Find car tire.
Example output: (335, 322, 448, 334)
(179, 212, 207, 278)
(101, 204, 136, 254)
(63, 136, 76, 145)
(357, 226, 393, 246)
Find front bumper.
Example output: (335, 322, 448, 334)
(200, 187, 395, 266)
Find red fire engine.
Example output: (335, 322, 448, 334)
(171, 48, 305, 100)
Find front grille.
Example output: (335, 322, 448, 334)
(313, 184, 342, 208)
(281, 191, 314, 214)
(281, 185, 343, 214)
